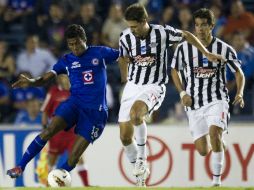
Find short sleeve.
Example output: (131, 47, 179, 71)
(52, 57, 67, 75)
(171, 44, 183, 71)
(226, 46, 241, 73)
(119, 34, 129, 57)
(165, 25, 183, 44)
(101, 46, 119, 64)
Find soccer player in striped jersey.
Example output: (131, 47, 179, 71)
(171, 8, 245, 186)
(7, 24, 119, 179)
(118, 3, 225, 187)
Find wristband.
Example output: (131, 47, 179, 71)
(180, 91, 187, 99)
(29, 78, 36, 83)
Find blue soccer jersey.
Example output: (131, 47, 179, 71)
(52, 46, 119, 111)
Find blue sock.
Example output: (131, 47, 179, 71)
(19, 135, 47, 171)
(61, 161, 75, 172)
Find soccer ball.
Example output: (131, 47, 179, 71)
(47, 169, 71, 187)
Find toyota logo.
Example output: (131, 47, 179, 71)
(118, 135, 173, 186)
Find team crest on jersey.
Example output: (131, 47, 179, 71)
(92, 58, 99, 65)
(141, 46, 146, 53)
(82, 70, 94, 84)
(202, 58, 208, 66)
(193, 67, 217, 78)
(132, 54, 156, 67)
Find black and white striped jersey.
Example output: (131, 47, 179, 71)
(119, 24, 183, 85)
(171, 37, 241, 110)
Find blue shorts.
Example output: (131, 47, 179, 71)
(54, 97, 108, 143)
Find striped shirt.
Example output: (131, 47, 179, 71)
(119, 24, 183, 85)
(171, 37, 241, 110)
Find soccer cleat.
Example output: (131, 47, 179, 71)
(133, 158, 147, 176)
(7, 166, 23, 178)
(136, 168, 150, 187)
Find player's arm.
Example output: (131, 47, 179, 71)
(171, 69, 192, 107)
(12, 71, 55, 88)
(171, 45, 192, 107)
(118, 56, 129, 84)
(182, 31, 225, 62)
(232, 67, 245, 108)
(118, 34, 130, 84)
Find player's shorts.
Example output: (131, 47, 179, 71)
(48, 128, 76, 155)
(186, 100, 229, 141)
(118, 82, 166, 122)
(55, 97, 108, 143)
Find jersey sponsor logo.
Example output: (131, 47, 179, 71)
(92, 58, 99, 65)
(82, 70, 94, 84)
(71, 61, 81, 69)
(193, 67, 217, 78)
(132, 54, 156, 67)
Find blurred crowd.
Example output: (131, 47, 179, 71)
(0, 0, 253, 125)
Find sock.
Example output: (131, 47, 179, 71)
(123, 141, 138, 167)
(212, 151, 224, 185)
(135, 121, 147, 160)
(77, 164, 89, 186)
(19, 135, 47, 171)
(60, 161, 75, 172)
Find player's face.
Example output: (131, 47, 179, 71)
(126, 20, 146, 38)
(194, 18, 213, 40)
(67, 37, 86, 56)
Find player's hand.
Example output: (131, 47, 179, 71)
(233, 94, 244, 108)
(12, 74, 34, 88)
(205, 52, 226, 63)
(181, 94, 192, 107)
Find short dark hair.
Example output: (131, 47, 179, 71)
(64, 24, 87, 41)
(124, 3, 148, 22)
(193, 8, 215, 26)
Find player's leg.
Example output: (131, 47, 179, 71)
(48, 153, 59, 171)
(187, 108, 210, 156)
(7, 116, 67, 178)
(67, 135, 90, 186)
(119, 121, 137, 167)
(61, 135, 90, 172)
(209, 125, 224, 186)
(130, 100, 149, 176)
(130, 100, 148, 161)
(118, 83, 139, 168)
(61, 108, 107, 172)
(206, 101, 229, 186)
(194, 135, 211, 156)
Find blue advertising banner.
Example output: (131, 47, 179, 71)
(0, 127, 41, 187)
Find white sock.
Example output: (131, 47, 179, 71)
(135, 121, 147, 160)
(76, 163, 88, 171)
(212, 151, 224, 185)
(124, 141, 138, 167)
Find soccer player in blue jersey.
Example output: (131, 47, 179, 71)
(7, 24, 119, 178)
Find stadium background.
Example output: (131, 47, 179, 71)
(0, 0, 253, 188)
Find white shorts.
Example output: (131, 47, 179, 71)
(186, 100, 230, 141)
(118, 82, 166, 122)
